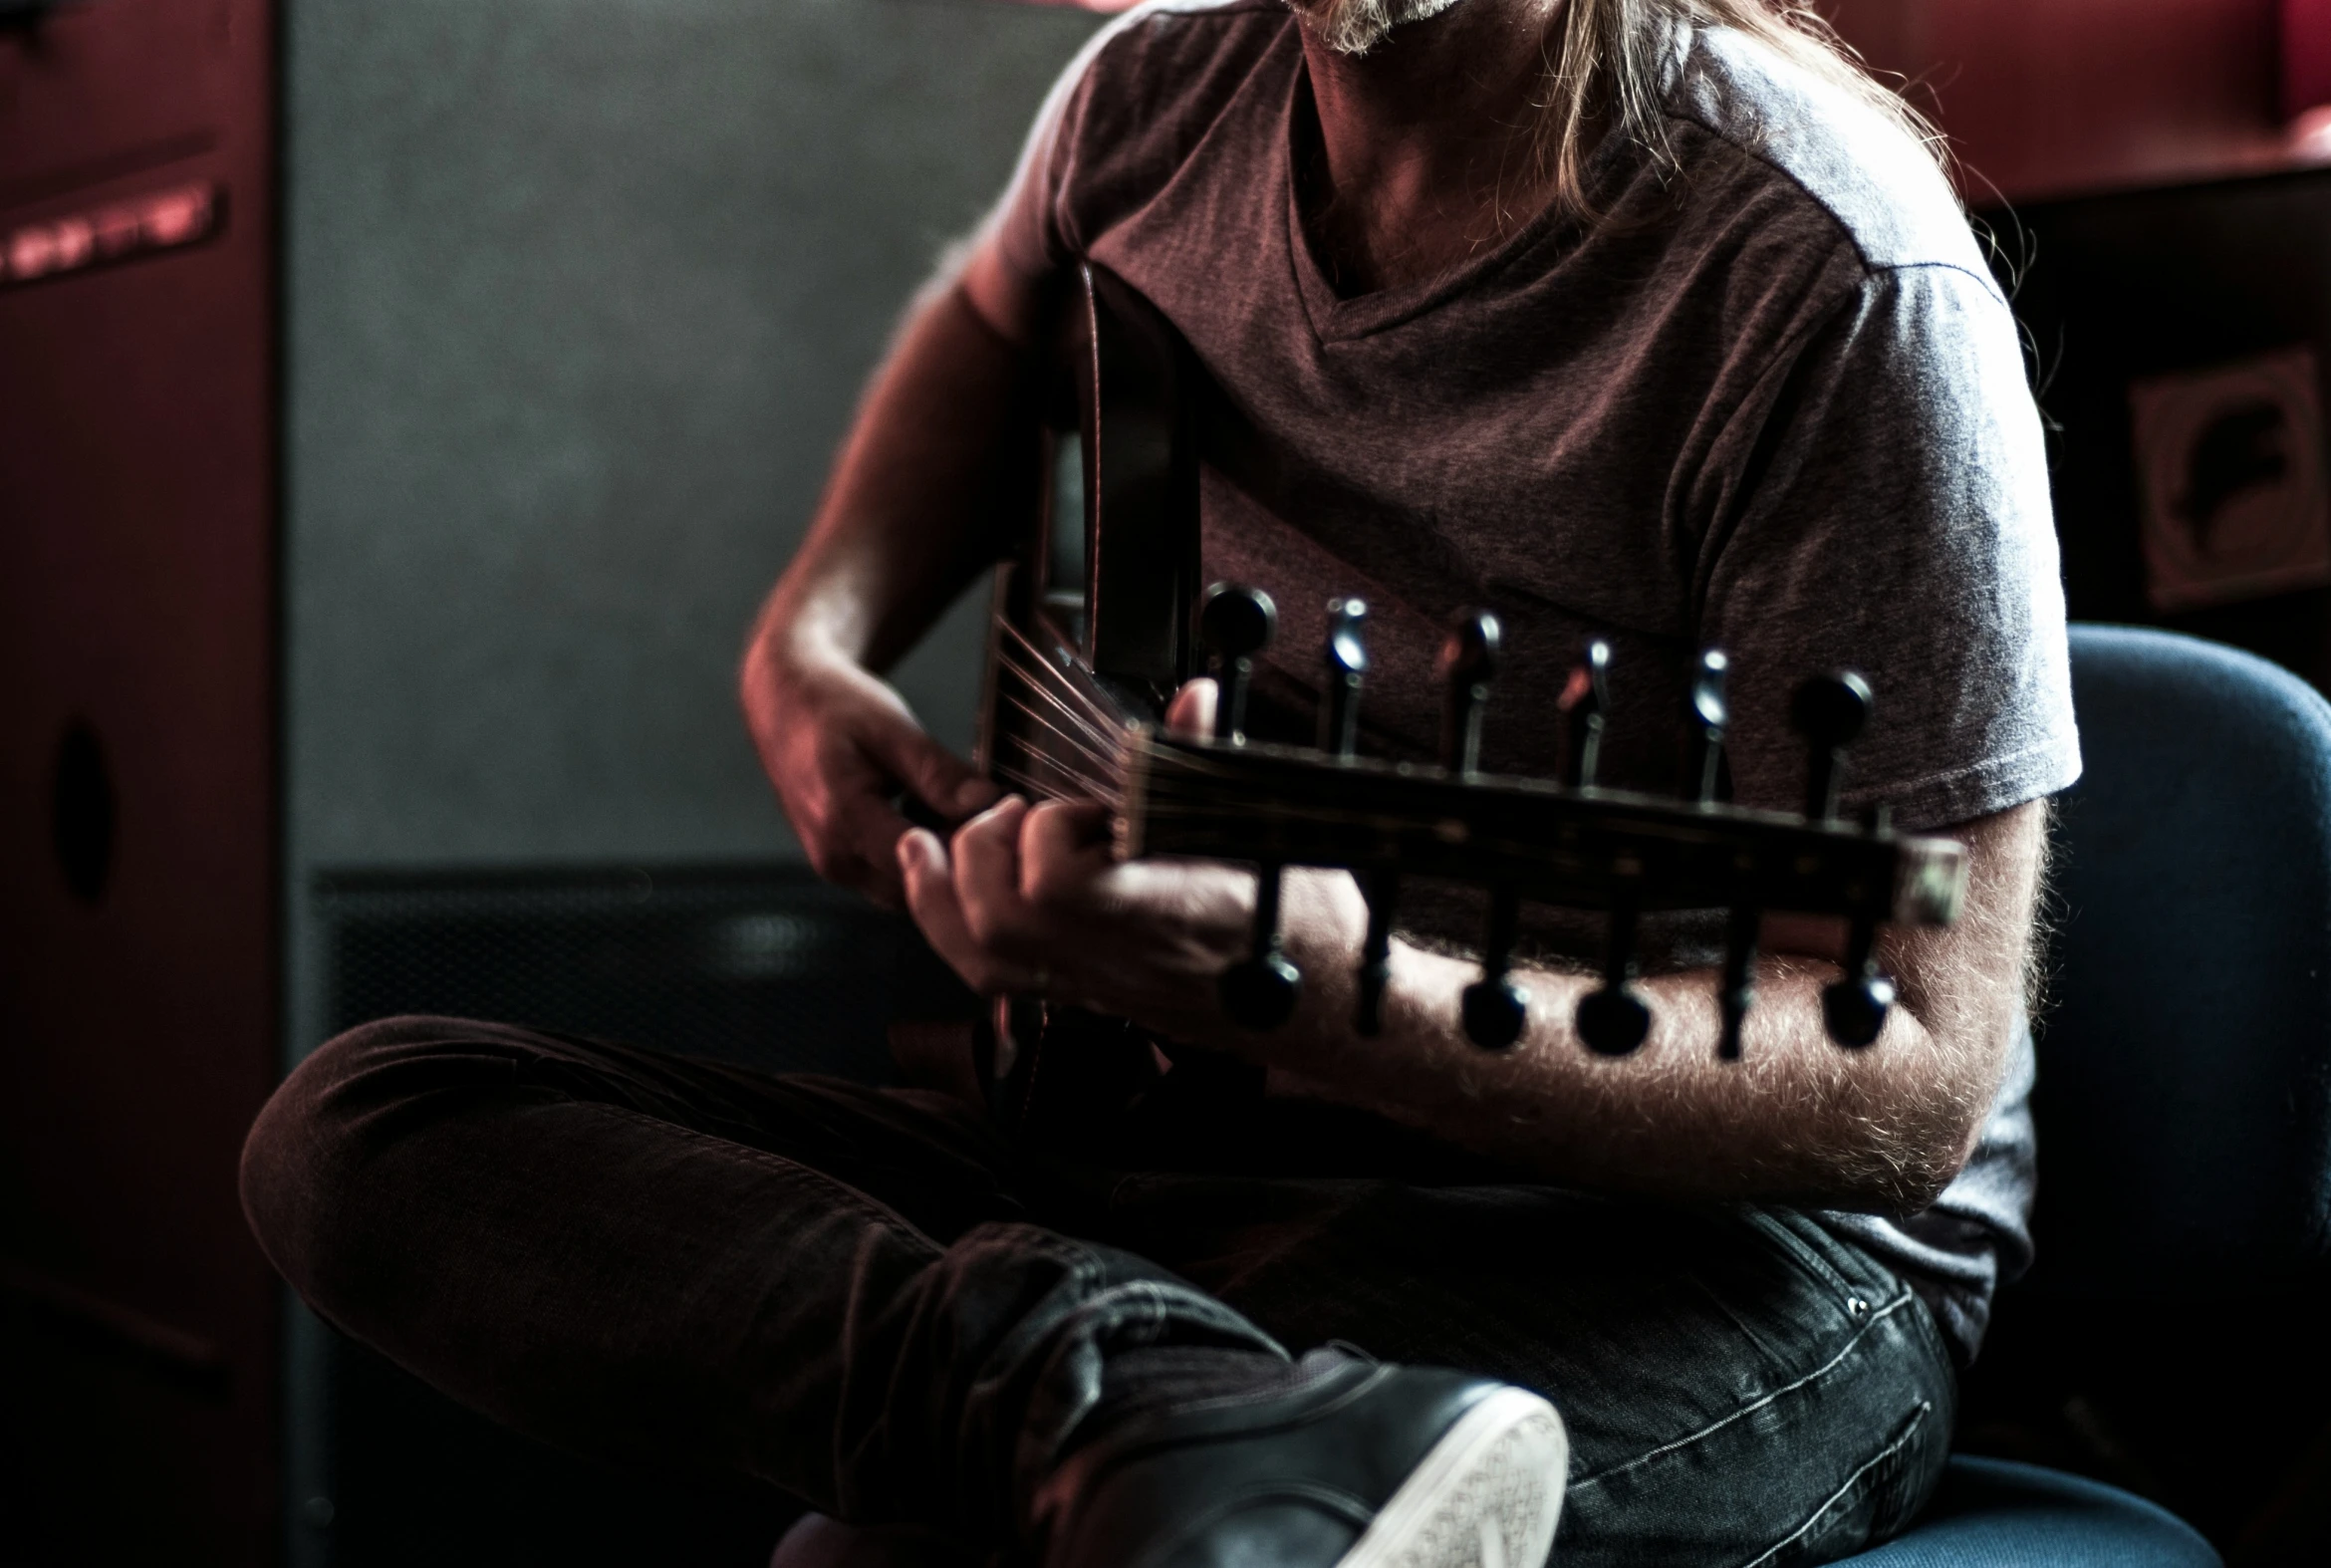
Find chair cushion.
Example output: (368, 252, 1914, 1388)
(769, 1513, 979, 1568)
(1840, 1456, 2219, 1566)
(767, 1460, 2211, 1568)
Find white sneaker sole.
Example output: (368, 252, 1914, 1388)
(1336, 1387, 1569, 1568)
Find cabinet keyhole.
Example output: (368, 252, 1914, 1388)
(53, 719, 117, 905)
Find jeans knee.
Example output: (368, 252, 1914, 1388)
(237, 1016, 485, 1299)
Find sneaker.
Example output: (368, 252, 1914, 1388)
(1030, 1348, 1567, 1568)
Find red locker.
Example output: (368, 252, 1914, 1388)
(0, 2, 280, 1562)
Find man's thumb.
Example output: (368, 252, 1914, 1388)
(1165, 677, 1218, 740)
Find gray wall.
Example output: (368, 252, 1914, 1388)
(285, 0, 1099, 879)
(277, 6, 1098, 1552)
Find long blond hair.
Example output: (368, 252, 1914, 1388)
(1537, 0, 1946, 215)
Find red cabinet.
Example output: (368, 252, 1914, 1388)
(0, 3, 279, 1562)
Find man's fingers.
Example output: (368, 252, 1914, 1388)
(900, 830, 981, 984)
(1166, 677, 1218, 740)
(900, 829, 1033, 994)
(870, 719, 998, 821)
(823, 792, 918, 908)
(952, 797, 1037, 950)
(1022, 800, 1112, 905)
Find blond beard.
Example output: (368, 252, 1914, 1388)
(1289, 0, 1468, 56)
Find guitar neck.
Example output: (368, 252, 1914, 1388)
(1118, 727, 1967, 928)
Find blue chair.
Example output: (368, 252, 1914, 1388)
(1839, 623, 2331, 1565)
(778, 625, 2330, 1565)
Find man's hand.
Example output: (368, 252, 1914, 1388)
(897, 679, 1369, 1042)
(736, 255, 1038, 908)
(742, 646, 996, 909)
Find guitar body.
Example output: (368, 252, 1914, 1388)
(975, 263, 1221, 1148)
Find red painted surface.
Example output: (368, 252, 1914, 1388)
(1830, 0, 2292, 201)
(2288, 0, 2331, 116)
(0, 0, 279, 1561)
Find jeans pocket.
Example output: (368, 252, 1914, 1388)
(1739, 1207, 1868, 1309)
(1757, 1396, 1941, 1568)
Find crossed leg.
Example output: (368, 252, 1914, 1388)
(241, 1017, 1953, 1566)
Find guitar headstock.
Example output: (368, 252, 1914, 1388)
(1118, 584, 1968, 1059)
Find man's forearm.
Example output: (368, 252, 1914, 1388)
(749, 270, 1039, 676)
(1266, 939, 1984, 1215)
(1252, 803, 2046, 1215)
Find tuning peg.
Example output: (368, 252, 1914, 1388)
(1792, 671, 1871, 821)
(1321, 599, 1369, 760)
(1458, 887, 1530, 1049)
(1355, 867, 1399, 1037)
(1718, 903, 1757, 1061)
(1575, 885, 1651, 1055)
(1221, 860, 1303, 1030)
(1200, 584, 1277, 744)
(1559, 640, 1613, 789)
(1437, 609, 1501, 774)
(1684, 650, 1728, 806)
(1822, 915, 1895, 1048)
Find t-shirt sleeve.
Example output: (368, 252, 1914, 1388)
(1698, 261, 2082, 831)
(980, 12, 1141, 294)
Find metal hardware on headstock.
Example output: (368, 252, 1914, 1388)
(1439, 610, 1500, 776)
(1324, 600, 1398, 1038)
(1681, 651, 1758, 1061)
(1322, 599, 1368, 760)
(1200, 582, 1276, 745)
(1205, 584, 1304, 1030)
(1685, 650, 1728, 807)
(1114, 591, 1964, 1061)
(1792, 672, 1894, 1047)
(1437, 611, 1528, 1048)
(1558, 639, 1612, 790)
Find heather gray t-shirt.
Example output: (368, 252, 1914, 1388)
(986, 0, 2080, 1361)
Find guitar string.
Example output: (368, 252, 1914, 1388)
(991, 693, 1125, 805)
(992, 689, 1125, 800)
(993, 656, 1125, 771)
(991, 622, 1135, 751)
(992, 720, 1120, 796)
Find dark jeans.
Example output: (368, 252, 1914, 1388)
(240, 1016, 1955, 1567)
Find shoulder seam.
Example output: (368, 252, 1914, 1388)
(1869, 258, 2011, 309)
(1657, 109, 2000, 308)
(1659, 106, 1873, 272)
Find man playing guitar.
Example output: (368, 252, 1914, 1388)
(243, 1, 2072, 1563)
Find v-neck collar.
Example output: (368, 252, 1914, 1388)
(1278, 50, 1625, 345)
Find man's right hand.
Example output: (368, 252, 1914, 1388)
(734, 256, 1035, 908)
(742, 646, 998, 909)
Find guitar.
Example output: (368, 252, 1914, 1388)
(973, 263, 1967, 1145)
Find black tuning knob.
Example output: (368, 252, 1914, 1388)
(1684, 650, 1728, 806)
(1718, 902, 1757, 1061)
(1221, 861, 1303, 1030)
(1559, 640, 1612, 789)
(1437, 610, 1501, 774)
(1321, 599, 1368, 760)
(1575, 884, 1651, 1056)
(1822, 914, 1895, 1048)
(1200, 584, 1277, 744)
(1460, 886, 1530, 1050)
(1792, 671, 1871, 821)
